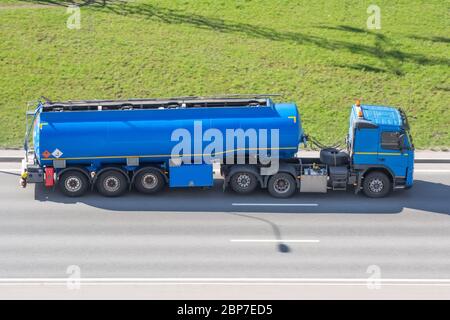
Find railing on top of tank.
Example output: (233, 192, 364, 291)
(40, 94, 282, 112)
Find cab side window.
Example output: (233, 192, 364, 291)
(381, 132, 400, 150)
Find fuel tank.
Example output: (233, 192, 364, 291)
(33, 99, 303, 166)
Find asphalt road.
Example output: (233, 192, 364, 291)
(0, 162, 449, 299)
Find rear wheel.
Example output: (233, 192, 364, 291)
(230, 172, 258, 194)
(268, 173, 296, 198)
(134, 168, 165, 194)
(96, 170, 128, 197)
(363, 171, 391, 198)
(59, 171, 89, 197)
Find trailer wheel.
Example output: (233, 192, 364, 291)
(230, 172, 258, 194)
(363, 171, 391, 198)
(96, 170, 128, 197)
(268, 173, 296, 198)
(134, 169, 165, 194)
(59, 171, 89, 197)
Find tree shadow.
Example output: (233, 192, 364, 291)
(21, 1, 450, 76)
(335, 63, 387, 74)
(318, 25, 405, 75)
(315, 24, 367, 34)
(409, 35, 450, 44)
(433, 85, 450, 92)
(18, 0, 109, 7)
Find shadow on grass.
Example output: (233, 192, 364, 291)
(315, 24, 367, 34)
(409, 35, 450, 44)
(22, 1, 450, 76)
(433, 85, 450, 92)
(335, 64, 387, 74)
(20, 0, 108, 7)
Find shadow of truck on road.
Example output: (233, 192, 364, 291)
(34, 179, 450, 215)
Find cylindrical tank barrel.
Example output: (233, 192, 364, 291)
(34, 102, 303, 166)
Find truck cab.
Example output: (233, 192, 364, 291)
(348, 102, 414, 197)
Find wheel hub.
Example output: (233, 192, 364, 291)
(274, 178, 290, 193)
(65, 176, 82, 192)
(237, 174, 251, 188)
(104, 176, 120, 192)
(369, 178, 384, 193)
(142, 173, 158, 189)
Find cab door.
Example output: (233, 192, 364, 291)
(378, 131, 408, 177)
(352, 127, 380, 166)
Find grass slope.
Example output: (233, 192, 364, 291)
(0, 0, 449, 148)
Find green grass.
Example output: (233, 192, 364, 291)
(0, 0, 449, 148)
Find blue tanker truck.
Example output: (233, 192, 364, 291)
(21, 95, 414, 198)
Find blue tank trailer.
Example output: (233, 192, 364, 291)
(21, 95, 414, 198)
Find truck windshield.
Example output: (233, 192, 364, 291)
(405, 128, 414, 150)
(399, 108, 414, 150)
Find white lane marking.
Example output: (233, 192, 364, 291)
(232, 203, 318, 207)
(230, 239, 320, 243)
(0, 169, 21, 172)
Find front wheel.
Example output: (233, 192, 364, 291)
(362, 171, 391, 198)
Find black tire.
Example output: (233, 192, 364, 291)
(268, 173, 297, 198)
(362, 171, 391, 198)
(320, 148, 349, 166)
(230, 171, 258, 194)
(134, 168, 165, 194)
(96, 170, 128, 197)
(58, 171, 89, 197)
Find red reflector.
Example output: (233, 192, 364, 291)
(44, 167, 55, 187)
